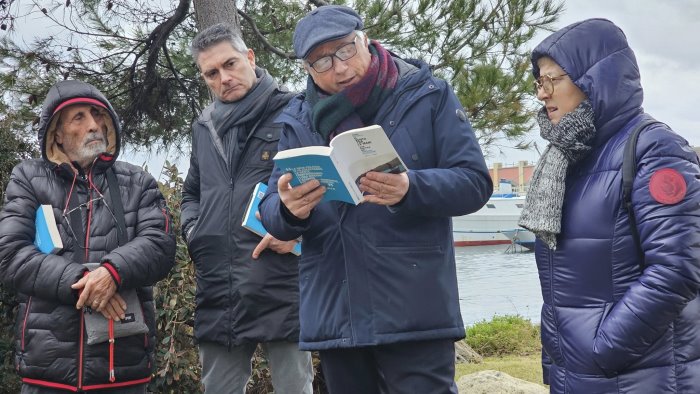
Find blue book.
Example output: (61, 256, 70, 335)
(35, 205, 63, 254)
(272, 125, 407, 205)
(242, 182, 301, 256)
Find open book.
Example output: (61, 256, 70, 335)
(35, 204, 63, 254)
(242, 182, 301, 256)
(273, 124, 407, 205)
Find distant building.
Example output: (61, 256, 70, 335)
(491, 147, 700, 195)
(489, 161, 534, 194)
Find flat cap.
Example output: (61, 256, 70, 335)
(293, 5, 364, 60)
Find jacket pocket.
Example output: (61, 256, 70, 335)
(298, 253, 351, 343)
(158, 200, 172, 236)
(245, 125, 281, 169)
(21, 297, 32, 351)
(370, 245, 455, 335)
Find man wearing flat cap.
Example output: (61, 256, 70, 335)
(0, 79, 175, 392)
(260, 5, 492, 393)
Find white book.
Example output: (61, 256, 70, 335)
(35, 204, 63, 254)
(273, 125, 407, 205)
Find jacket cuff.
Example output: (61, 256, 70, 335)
(183, 219, 198, 243)
(101, 261, 121, 287)
(61, 264, 88, 304)
(280, 200, 311, 227)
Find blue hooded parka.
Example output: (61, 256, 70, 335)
(532, 19, 700, 393)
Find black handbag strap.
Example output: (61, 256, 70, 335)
(68, 187, 86, 264)
(106, 168, 127, 247)
(621, 118, 663, 271)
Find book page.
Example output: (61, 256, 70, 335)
(330, 125, 408, 188)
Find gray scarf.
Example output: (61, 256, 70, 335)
(518, 100, 596, 249)
(208, 67, 277, 171)
(212, 66, 277, 131)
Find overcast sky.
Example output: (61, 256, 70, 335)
(491, 0, 700, 166)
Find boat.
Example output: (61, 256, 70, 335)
(452, 182, 536, 250)
(500, 228, 536, 251)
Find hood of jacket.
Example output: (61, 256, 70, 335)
(531, 18, 644, 147)
(37, 80, 121, 170)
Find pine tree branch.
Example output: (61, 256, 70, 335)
(308, 0, 329, 6)
(162, 43, 201, 115)
(237, 8, 295, 59)
(29, 0, 140, 42)
(125, 0, 189, 121)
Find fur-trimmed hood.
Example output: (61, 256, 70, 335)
(37, 80, 120, 170)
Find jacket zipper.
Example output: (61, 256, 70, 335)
(78, 178, 90, 389)
(78, 308, 85, 390)
(223, 120, 263, 350)
(161, 208, 169, 233)
(20, 296, 32, 360)
(227, 177, 234, 350)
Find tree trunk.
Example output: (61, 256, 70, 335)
(193, 0, 240, 30)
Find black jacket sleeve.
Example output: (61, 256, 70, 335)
(181, 128, 200, 242)
(0, 163, 86, 304)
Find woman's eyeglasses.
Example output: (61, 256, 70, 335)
(307, 34, 359, 73)
(533, 74, 568, 95)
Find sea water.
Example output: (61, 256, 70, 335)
(456, 245, 542, 327)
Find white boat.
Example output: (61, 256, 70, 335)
(452, 185, 536, 250)
(500, 228, 536, 251)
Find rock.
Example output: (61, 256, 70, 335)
(455, 341, 483, 364)
(457, 370, 547, 394)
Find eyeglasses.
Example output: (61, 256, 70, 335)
(533, 74, 568, 95)
(307, 35, 359, 73)
(62, 196, 117, 250)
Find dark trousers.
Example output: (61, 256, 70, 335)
(319, 338, 458, 394)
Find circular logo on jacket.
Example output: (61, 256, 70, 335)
(649, 168, 686, 205)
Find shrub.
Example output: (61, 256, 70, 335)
(0, 284, 21, 393)
(465, 315, 540, 357)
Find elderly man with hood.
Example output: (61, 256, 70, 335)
(0, 80, 176, 393)
(519, 18, 700, 393)
(260, 5, 492, 394)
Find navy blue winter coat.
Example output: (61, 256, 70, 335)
(532, 19, 700, 393)
(260, 57, 492, 350)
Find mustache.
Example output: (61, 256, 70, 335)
(84, 134, 107, 146)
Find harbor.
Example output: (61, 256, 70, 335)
(455, 245, 541, 327)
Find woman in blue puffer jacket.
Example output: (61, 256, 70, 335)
(519, 18, 700, 393)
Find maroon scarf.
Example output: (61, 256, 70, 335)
(306, 41, 399, 141)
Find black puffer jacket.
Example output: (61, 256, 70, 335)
(181, 78, 300, 348)
(0, 80, 175, 390)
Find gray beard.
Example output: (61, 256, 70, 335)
(75, 139, 107, 168)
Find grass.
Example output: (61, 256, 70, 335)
(466, 315, 541, 357)
(455, 314, 545, 386)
